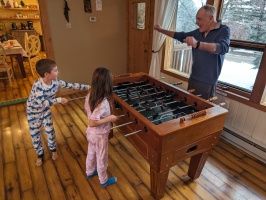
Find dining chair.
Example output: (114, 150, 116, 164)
(24, 35, 41, 76)
(0, 45, 14, 87)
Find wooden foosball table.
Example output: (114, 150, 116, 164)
(112, 72, 228, 199)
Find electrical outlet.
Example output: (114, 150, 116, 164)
(66, 23, 71, 28)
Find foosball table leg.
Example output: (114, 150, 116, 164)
(188, 151, 209, 179)
(150, 168, 169, 200)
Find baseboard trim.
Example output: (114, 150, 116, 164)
(222, 128, 266, 164)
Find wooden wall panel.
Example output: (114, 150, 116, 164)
(243, 107, 259, 137)
(252, 111, 266, 142)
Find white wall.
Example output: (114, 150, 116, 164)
(45, 0, 127, 84)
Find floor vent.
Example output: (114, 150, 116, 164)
(223, 127, 266, 153)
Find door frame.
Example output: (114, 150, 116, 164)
(38, 0, 55, 60)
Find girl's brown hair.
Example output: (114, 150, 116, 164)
(89, 67, 113, 113)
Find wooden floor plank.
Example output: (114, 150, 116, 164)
(43, 159, 67, 200)
(214, 145, 266, 183)
(4, 162, 21, 200)
(108, 156, 140, 199)
(59, 145, 98, 200)
(50, 107, 73, 138)
(241, 156, 266, 174)
(180, 161, 231, 200)
(113, 129, 150, 173)
(210, 149, 244, 173)
(218, 140, 245, 158)
(51, 118, 67, 147)
(21, 189, 36, 200)
(60, 114, 87, 153)
(64, 184, 83, 200)
(174, 163, 217, 200)
(168, 168, 202, 200)
(219, 184, 248, 200)
(18, 109, 36, 150)
(216, 171, 262, 200)
(241, 171, 266, 192)
(26, 148, 51, 200)
(2, 117, 15, 163)
(109, 141, 143, 186)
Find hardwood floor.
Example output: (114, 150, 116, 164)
(0, 87, 266, 199)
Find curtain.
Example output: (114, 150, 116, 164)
(149, 0, 178, 78)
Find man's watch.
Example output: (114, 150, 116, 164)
(196, 41, 200, 49)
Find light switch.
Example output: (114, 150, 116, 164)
(89, 17, 97, 22)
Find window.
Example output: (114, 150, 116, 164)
(165, 0, 203, 78)
(162, 0, 266, 108)
(219, 0, 266, 103)
(219, 47, 262, 93)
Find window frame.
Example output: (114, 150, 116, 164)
(161, 0, 266, 112)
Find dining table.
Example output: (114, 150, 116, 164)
(1, 40, 27, 78)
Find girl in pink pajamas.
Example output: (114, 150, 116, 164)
(84, 67, 118, 187)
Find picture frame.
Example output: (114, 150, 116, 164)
(84, 0, 92, 13)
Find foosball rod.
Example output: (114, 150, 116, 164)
(111, 121, 133, 129)
(0, 97, 28, 107)
(0, 95, 88, 107)
(68, 96, 87, 101)
(126, 91, 165, 101)
(138, 100, 179, 112)
(124, 130, 142, 137)
(114, 82, 150, 92)
(117, 87, 154, 97)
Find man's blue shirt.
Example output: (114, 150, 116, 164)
(173, 22, 230, 84)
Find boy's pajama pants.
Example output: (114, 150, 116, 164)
(27, 108, 56, 156)
(86, 133, 109, 184)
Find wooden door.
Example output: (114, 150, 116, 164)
(128, 0, 154, 74)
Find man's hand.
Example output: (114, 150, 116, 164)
(183, 36, 197, 48)
(154, 24, 161, 32)
(61, 98, 68, 104)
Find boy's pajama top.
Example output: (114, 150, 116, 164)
(27, 78, 89, 156)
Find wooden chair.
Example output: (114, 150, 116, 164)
(0, 45, 14, 87)
(24, 35, 41, 75)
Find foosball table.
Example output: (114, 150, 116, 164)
(112, 72, 228, 199)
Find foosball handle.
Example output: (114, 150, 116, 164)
(191, 110, 207, 118)
(180, 110, 207, 124)
(208, 96, 218, 101)
(172, 81, 182, 85)
(114, 73, 132, 78)
(219, 102, 226, 107)
(188, 89, 195, 93)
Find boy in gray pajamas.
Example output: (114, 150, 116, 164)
(27, 59, 90, 166)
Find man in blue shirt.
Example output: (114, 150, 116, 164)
(154, 4, 230, 99)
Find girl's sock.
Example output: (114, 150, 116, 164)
(100, 177, 117, 187)
(86, 170, 98, 179)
